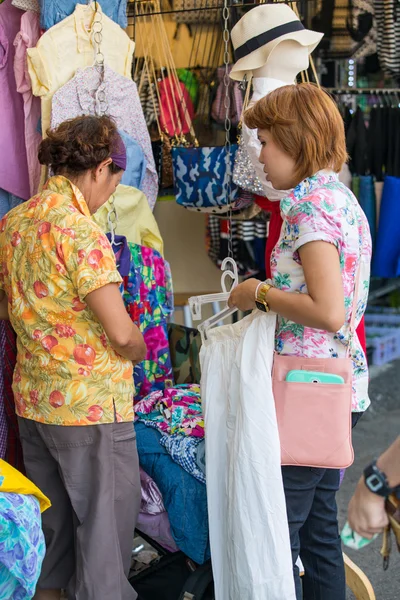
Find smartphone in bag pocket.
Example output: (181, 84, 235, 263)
(285, 370, 345, 384)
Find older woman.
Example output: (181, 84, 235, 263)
(229, 84, 372, 600)
(0, 115, 146, 600)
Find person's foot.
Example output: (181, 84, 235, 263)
(33, 589, 62, 600)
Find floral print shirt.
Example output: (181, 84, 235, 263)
(271, 170, 372, 412)
(0, 176, 135, 426)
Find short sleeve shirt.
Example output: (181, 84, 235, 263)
(271, 170, 372, 412)
(0, 176, 134, 426)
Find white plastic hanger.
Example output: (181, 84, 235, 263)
(189, 257, 238, 321)
(188, 258, 240, 343)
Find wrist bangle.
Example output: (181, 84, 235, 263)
(255, 281, 266, 301)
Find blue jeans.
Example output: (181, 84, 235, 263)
(282, 466, 345, 600)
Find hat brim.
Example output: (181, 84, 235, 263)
(230, 29, 323, 81)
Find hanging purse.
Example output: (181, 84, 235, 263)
(232, 81, 266, 196)
(172, 144, 239, 213)
(272, 266, 361, 469)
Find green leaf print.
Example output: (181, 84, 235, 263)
(293, 202, 316, 217)
(274, 273, 291, 289)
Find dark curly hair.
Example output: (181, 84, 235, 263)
(38, 115, 123, 176)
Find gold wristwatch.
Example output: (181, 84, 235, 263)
(255, 282, 273, 313)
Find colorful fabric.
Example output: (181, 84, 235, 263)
(160, 434, 206, 484)
(51, 65, 158, 210)
(13, 10, 41, 197)
(0, 492, 46, 599)
(135, 385, 204, 438)
(271, 170, 372, 412)
(39, 0, 128, 30)
(0, 176, 135, 426)
(11, 0, 39, 11)
(168, 323, 202, 385)
(0, 0, 30, 200)
(123, 243, 173, 401)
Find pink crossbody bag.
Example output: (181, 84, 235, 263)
(272, 267, 361, 469)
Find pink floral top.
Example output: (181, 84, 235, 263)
(271, 170, 372, 412)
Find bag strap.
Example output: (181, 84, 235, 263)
(346, 262, 362, 358)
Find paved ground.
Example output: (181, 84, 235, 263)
(337, 360, 400, 599)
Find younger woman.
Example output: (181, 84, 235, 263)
(229, 83, 372, 599)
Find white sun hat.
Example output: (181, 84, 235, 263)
(230, 3, 323, 81)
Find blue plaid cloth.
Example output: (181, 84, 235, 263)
(159, 434, 205, 484)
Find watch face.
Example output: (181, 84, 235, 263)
(255, 301, 268, 313)
(366, 474, 384, 493)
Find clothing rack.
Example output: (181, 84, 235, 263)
(128, 0, 304, 19)
(326, 88, 400, 95)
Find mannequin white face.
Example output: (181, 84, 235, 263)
(251, 40, 310, 83)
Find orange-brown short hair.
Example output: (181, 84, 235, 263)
(244, 83, 348, 183)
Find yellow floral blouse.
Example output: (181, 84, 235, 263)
(0, 176, 134, 426)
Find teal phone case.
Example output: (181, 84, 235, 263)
(285, 370, 345, 384)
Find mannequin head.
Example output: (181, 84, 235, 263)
(251, 40, 310, 84)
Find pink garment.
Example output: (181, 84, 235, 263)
(136, 512, 179, 553)
(51, 65, 158, 210)
(13, 11, 41, 197)
(140, 467, 166, 515)
(0, 0, 30, 199)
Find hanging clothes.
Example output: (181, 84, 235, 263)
(118, 129, 147, 190)
(201, 311, 295, 600)
(27, 3, 134, 141)
(346, 106, 369, 175)
(51, 64, 158, 209)
(373, 175, 400, 278)
(123, 243, 174, 401)
(38, 0, 128, 31)
(0, 0, 30, 200)
(0, 189, 24, 219)
(374, 0, 400, 81)
(93, 185, 163, 254)
(359, 174, 376, 245)
(13, 10, 41, 197)
(11, 0, 39, 11)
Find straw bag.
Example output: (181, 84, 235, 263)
(272, 267, 361, 469)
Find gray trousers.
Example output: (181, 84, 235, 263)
(18, 417, 141, 600)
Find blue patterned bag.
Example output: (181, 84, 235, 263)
(172, 145, 239, 213)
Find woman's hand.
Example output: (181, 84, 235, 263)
(228, 279, 260, 312)
(348, 477, 389, 539)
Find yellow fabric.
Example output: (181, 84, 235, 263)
(0, 460, 51, 513)
(0, 176, 134, 426)
(27, 3, 134, 137)
(94, 185, 164, 256)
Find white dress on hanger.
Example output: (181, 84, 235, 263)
(200, 310, 295, 600)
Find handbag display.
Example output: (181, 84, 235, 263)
(172, 144, 239, 213)
(272, 268, 361, 469)
(172, 0, 220, 24)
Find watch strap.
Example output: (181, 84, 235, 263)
(364, 460, 394, 498)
